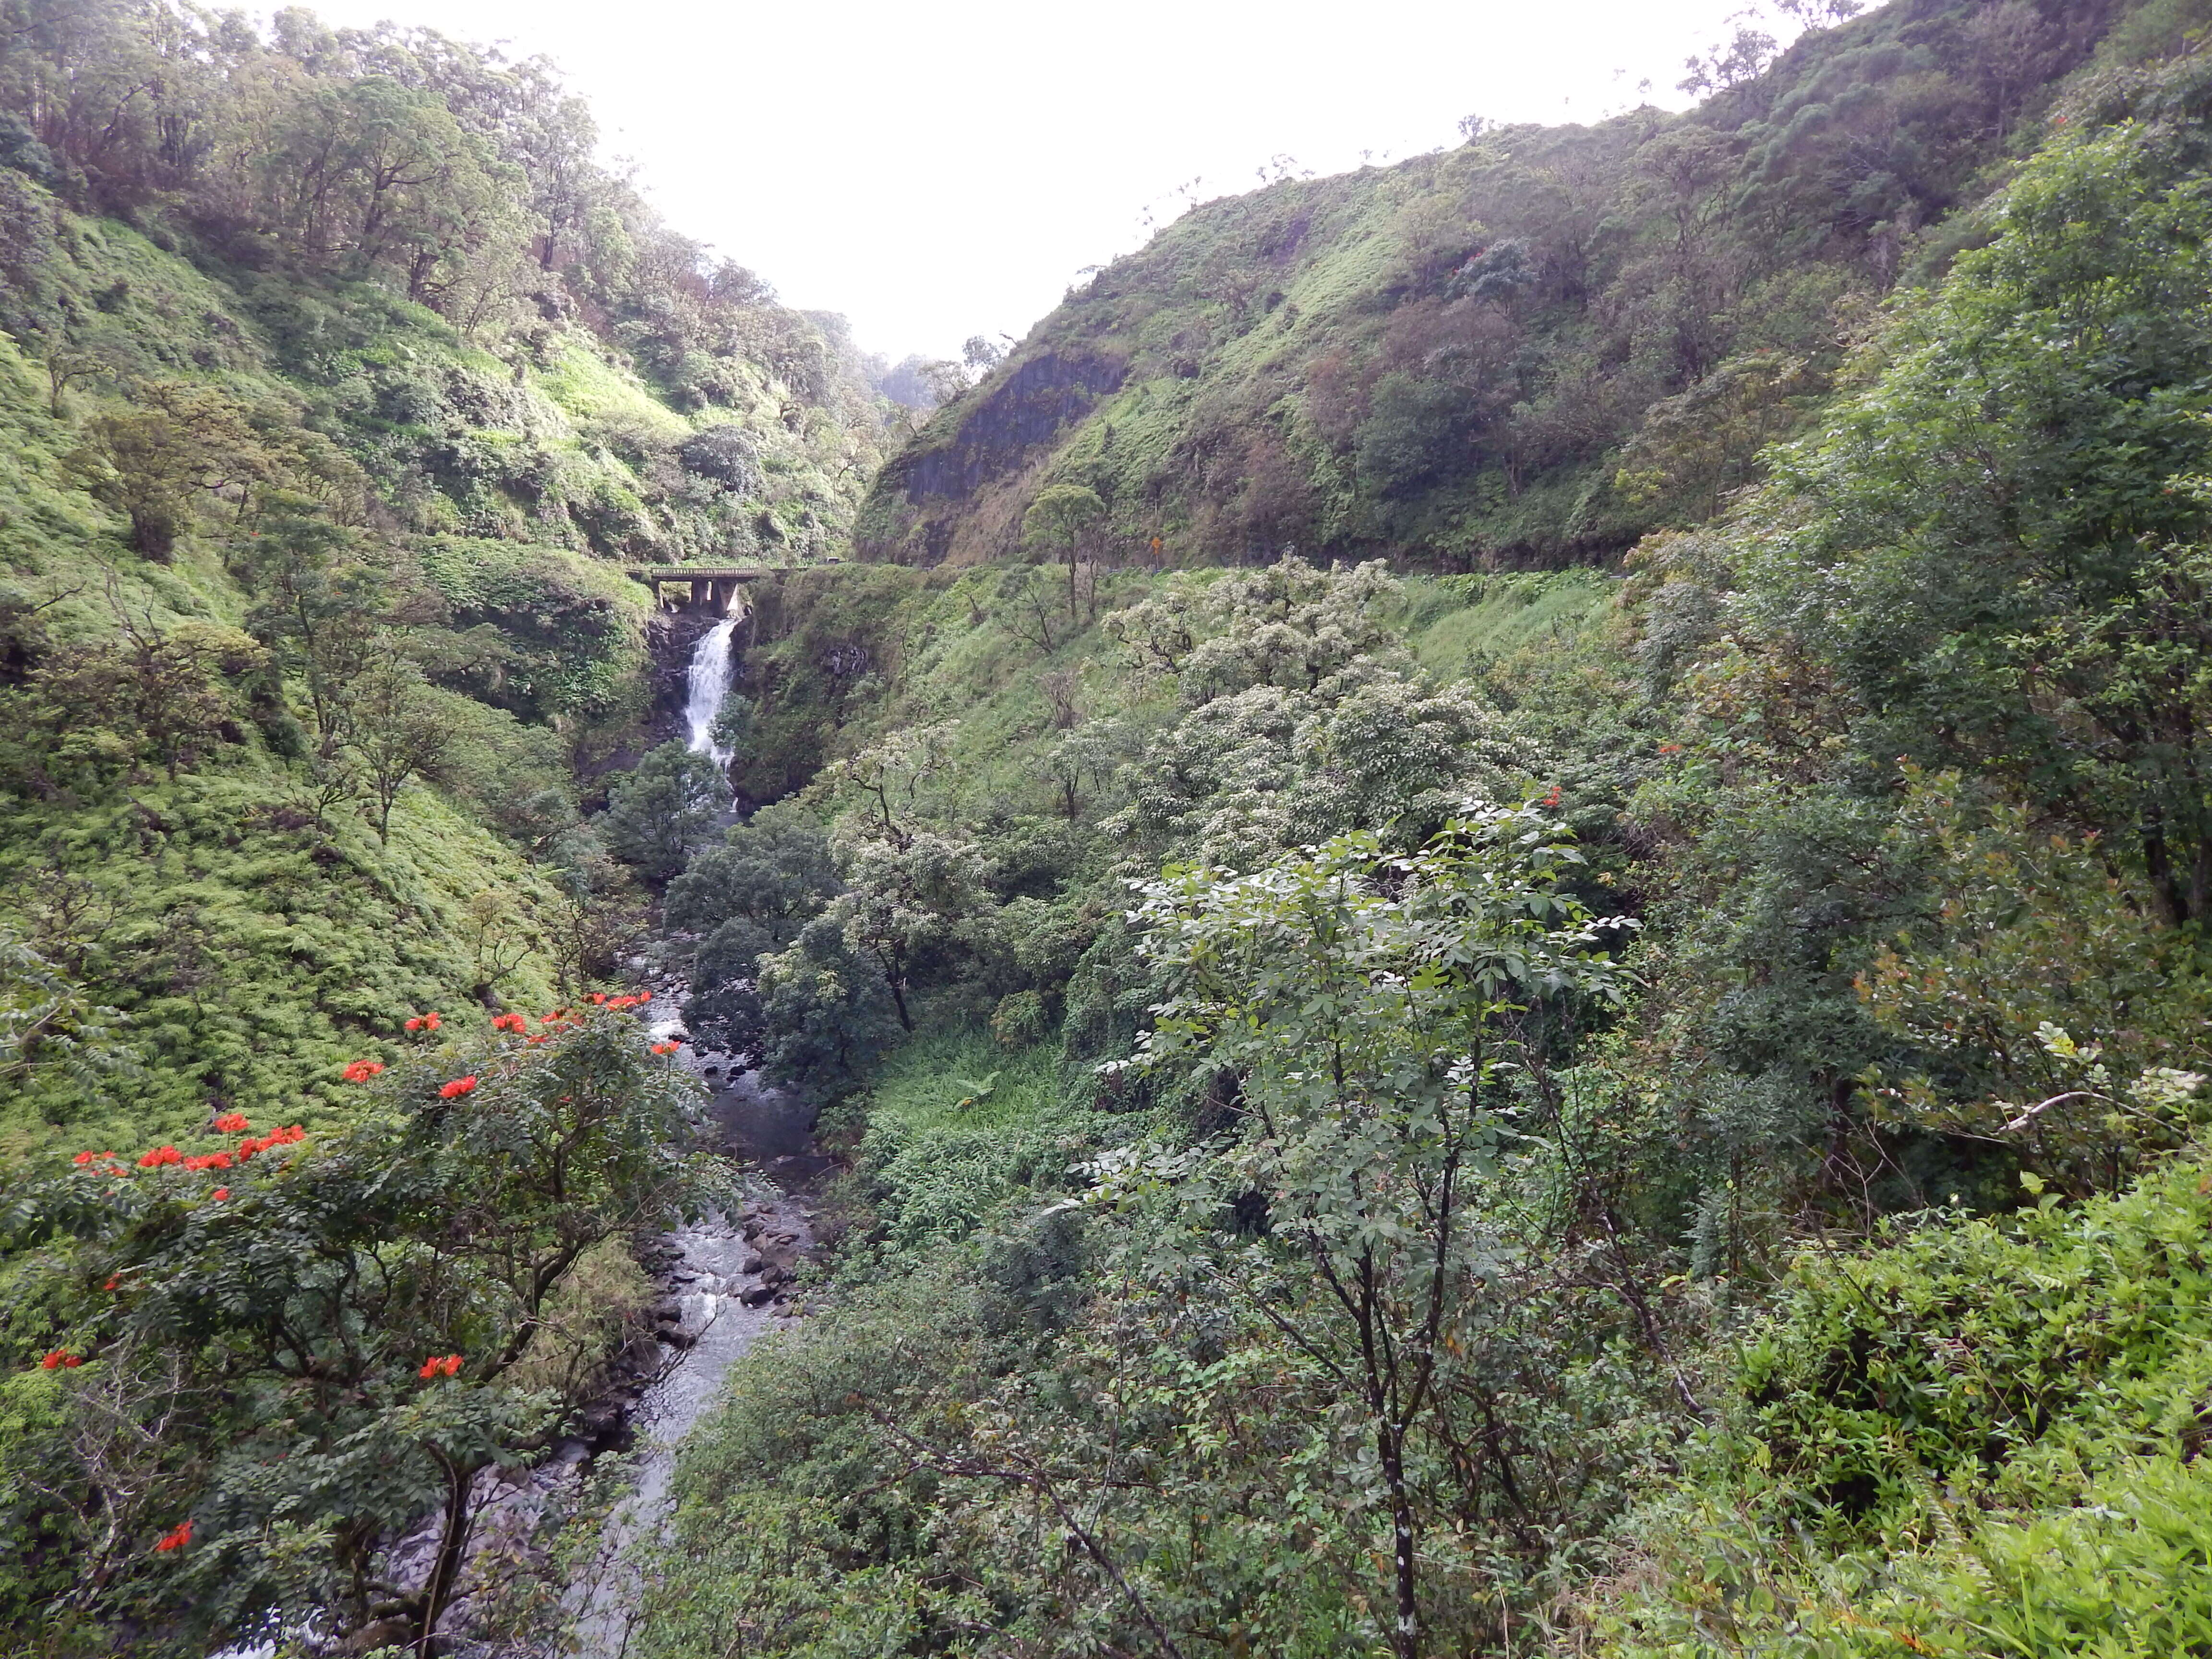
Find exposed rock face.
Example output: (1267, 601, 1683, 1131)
(857, 349, 1126, 565)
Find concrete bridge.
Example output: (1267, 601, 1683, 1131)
(622, 563, 824, 611)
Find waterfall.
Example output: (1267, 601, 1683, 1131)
(682, 616, 741, 769)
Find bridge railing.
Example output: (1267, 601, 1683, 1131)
(624, 564, 828, 612)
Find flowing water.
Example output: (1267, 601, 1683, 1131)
(223, 613, 800, 1659)
(681, 617, 742, 769)
(560, 996, 817, 1658)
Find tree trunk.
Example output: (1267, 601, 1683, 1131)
(1378, 1425, 1419, 1659)
(130, 506, 175, 561)
(2143, 814, 2189, 927)
(416, 1452, 480, 1658)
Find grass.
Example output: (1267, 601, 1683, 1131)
(860, 1024, 1062, 1134)
(1401, 569, 1616, 677)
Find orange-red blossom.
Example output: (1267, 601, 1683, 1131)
(237, 1125, 307, 1159)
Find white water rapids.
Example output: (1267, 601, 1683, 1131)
(682, 616, 741, 769)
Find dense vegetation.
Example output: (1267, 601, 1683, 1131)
(0, 0, 900, 1649)
(634, 5, 2212, 1656)
(11, 0, 2212, 1655)
(0, 0, 916, 1159)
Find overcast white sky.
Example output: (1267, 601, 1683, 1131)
(295, 0, 1766, 362)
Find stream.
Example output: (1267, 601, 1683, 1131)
(562, 1008, 819, 1659)
(557, 607, 820, 1658)
(217, 602, 815, 1659)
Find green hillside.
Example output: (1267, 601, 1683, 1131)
(859, 0, 2133, 568)
(12, 0, 2212, 1655)
(0, 2, 909, 1158)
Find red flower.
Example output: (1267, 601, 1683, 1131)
(104, 1275, 120, 1291)
(73, 1150, 95, 1166)
(419, 1353, 463, 1379)
(438, 1077, 478, 1099)
(1541, 783, 1563, 806)
(239, 1126, 306, 1159)
(210, 1187, 228, 1201)
(651, 1041, 680, 1055)
(137, 1146, 182, 1169)
(491, 1012, 526, 1033)
(154, 1520, 192, 1553)
(1658, 743, 1683, 755)
(211, 1112, 250, 1133)
(40, 1349, 80, 1369)
(341, 1060, 384, 1083)
(588, 993, 608, 1005)
(405, 1012, 442, 1034)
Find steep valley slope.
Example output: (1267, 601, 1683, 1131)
(11, 0, 2212, 1656)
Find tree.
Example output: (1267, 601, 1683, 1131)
(829, 827, 997, 1032)
(237, 508, 385, 750)
(816, 725, 956, 853)
(671, 805, 841, 1044)
(1355, 373, 1471, 498)
(1119, 807, 1633, 1659)
(346, 659, 453, 844)
(1731, 113, 2212, 926)
(37, 328, 125, 420)
(601, 741, 726, 884)
(18, 585, 262, 783)
(1021, 483, 1106, 624)
(64, 383, 272, 559)
(1044, 718, 1130, 821)
(3, 1008, 701, 1654)
(264, 75, 517, 305)
(709, 913, 902, 1094)
(666, 805, 837, 949)
(1174, 555, 1405, 704)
